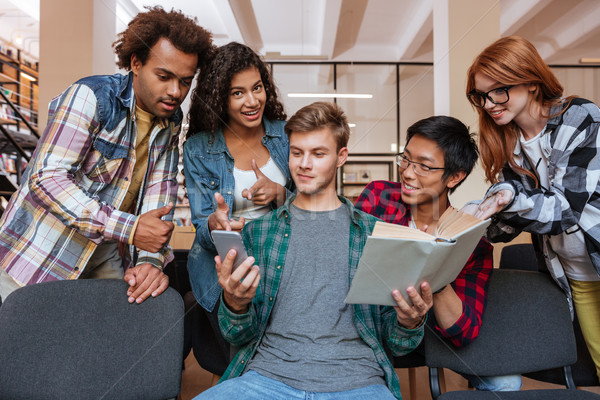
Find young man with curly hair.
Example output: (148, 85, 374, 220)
(0, 7, 213, 304)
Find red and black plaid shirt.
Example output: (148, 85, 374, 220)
(355, 180, 493, 347)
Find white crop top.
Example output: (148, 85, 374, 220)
(231, 157, 287, 222)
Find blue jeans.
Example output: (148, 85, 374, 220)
(193, 370, 397, 399)
(464, 373, 522, 391)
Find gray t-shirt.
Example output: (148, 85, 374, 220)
(247, 203, 384, 392)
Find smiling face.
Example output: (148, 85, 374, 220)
(399, 135, 464, 208)
(226, 67, 267, 132)
(474, 72, 536, 128)
(289, 127, 348, 200)
(131, 38, 198, 119)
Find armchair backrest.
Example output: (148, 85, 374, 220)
(425, 269, 576, 379)
(0, 279, 184, 400)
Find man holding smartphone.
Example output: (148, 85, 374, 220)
(197, 101, 432, 399)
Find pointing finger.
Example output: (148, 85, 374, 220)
(251, 159, 265, 178)
(215, 192, 228, 211)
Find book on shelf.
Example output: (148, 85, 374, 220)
(345, 206, 490, 306)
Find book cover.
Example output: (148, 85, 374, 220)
(345, 207, 490, 306)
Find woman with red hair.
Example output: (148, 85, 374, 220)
(465, 35, 600, 380)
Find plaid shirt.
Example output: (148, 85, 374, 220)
(486, 98, 600, 312)
(0, 73, 179, 286)
(218, 195, 424, 399)
(355, 181, 493, 347)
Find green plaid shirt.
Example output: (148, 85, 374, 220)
(218, 195, 424, 398)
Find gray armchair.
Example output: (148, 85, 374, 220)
(425, 269, 600, 399)
(0, 279, 184, 400)
(499, 243, 599, 388)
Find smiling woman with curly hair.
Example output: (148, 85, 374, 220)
(187, 43, 286, 135)
(183, 42, 292, 377)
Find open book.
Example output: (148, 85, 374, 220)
(345, 207, 490, 306)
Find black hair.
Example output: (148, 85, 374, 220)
(113, 6, 213, 71)
(406, 115, 478, 193)
(187, 42, 286, 137)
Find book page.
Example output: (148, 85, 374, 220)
(371, 220, 434, 241)
(434, 206, 484, 240)
(370, 207, 485, 242)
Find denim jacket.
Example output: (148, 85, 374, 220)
(0, 72, 180, 286)
(183, 119, 292, 311)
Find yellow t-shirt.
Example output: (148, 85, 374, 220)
(119, 105, 154, 214)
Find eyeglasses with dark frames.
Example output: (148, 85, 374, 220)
(395, 153, 444, 177)
(467, 85, 515, 109)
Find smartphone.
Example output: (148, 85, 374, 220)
(211, 230, 249, 272)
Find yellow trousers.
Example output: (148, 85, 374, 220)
(569, 279, 600, 381)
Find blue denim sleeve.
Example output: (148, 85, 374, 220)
(183, 141, 216, 251)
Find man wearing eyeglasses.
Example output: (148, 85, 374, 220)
(355, 116, 522, 391)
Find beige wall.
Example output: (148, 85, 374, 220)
(433, 0, 500, 209)
(431, 0, 532, 265)
(39, 0, 116, 129)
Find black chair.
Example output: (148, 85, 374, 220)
(0, 279, 184, 400)
(426, 269, 600, 399)
(190, 298, 231, 377)
(500, 243, 600, 388)
(164, 249, 194, 362)
(164, 249, 230, 378)
(392, 324, 445, 399)
(499, 243, 539, 271)
(392, 310, 446, 400)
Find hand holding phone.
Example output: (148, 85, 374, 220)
(213, 230, 259, 314)
(211, 230, 249, 272)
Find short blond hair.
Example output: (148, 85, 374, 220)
(284, 101, 350, 150)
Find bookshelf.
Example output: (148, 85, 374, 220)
(0, 49, 39, 131)
(0, 42, 39, 200)
(339, 160, 394, 202)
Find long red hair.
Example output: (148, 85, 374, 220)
(466, 36, 571, 184)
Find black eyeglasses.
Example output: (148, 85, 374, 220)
(396, 153, 444, 177)
(467, 85, 515, 109)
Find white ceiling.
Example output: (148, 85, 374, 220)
(0, 0, 599, 64)
(128, 0, 600, 65)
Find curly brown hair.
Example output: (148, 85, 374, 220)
(187, 42, 286, 137)
(113, 6, 214, 71)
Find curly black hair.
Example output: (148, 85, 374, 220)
(113, 6, 214, 71)
(187, 42, 286, 137)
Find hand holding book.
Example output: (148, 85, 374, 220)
(345, 207, 490, 306)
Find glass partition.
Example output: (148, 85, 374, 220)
(271, 61, 434, 156)
(398, 65, 434, 148)
(337, 64, 397, 154)
(270, 64, 334, 117)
